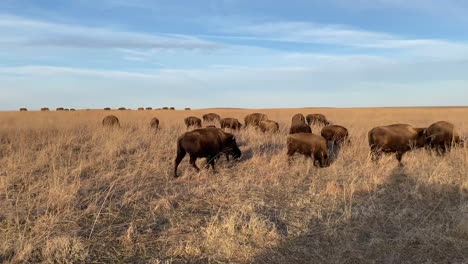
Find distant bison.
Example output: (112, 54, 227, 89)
(41, 108, 50, 111)
(146, 107, 153, 110)
(174, 127, 241, 177)
(221, 118, 242, 131)
(203, 113, 221, 123)
(259, 120, 279, 133)
(118, 107, 126, 110)
(170, 107, 175, 110)
(138, 107, 144, 111)
(287, 133, 329, 167)
(185, 108, 191, 110)
(368, 124, 426, 164)
(244, 113, 268, 127)
(70, 108, 76, 111)
(64, 109, 69, 111)
(102, 115, 120, 127)
(321, 125, 349, 145)
(291, 113, 306, 124)
(289, 123, 312, 134)
(306, 114, 330, 126)
(104, 107, 111, 111)
(163, 107, 169, 110)
(56, 107, 64, 111)
(184, 116, 202, 129)
(19, 108, 28, 112)
(150, 117, 160, 129)
(425, 121, 463, 154)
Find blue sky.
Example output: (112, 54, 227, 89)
(1, 0, 468, 109)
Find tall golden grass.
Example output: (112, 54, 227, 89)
(0, 107, 467, 263)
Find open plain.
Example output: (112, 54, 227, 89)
(0, 107, 467, 263)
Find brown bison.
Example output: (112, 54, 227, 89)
(203, 113, 221, 123)
(118, 107, 126, 110)
(287, 133, 329, 167)
(146, 107, 153, 110)
(19, 108, 28, 111)
(102, 115, 120, 127)
(104, 107, 111, 111)
(259, 120, 279, 133)
(321, 125, 349, 145)
(70, 109, 76, 111)
(185, 108, 191, 110)
(163, 107, 169, 110)
(368, 124, 426, 164)
(64, 109, 70, 111)
(425, 121, 463, 154)
(150, 117, 160, 129)
(41, 108, 49, 111)
(289, 124, 312, 134)
(174, 127, 242, 177)
(184, 116, 202, 129)
(291, 113, 306, 124)
(244, 113, 268, 127)
(170, 107, 175, 110)
(221, 118, 242, 131)
(306, 114, 330, 126)
(56, 107, 64, 111)
(138, 107, 144, 111)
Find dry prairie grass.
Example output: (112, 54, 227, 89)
(0, 107, 467, 263)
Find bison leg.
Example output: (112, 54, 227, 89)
(206, 155, 216, 171)
(189, 155, 200, 172)
(395, 151, 404, 165)
(286, 148, 296, 165)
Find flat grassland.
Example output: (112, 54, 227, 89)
(0, 107, 467, 263)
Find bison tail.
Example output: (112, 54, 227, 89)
(174, 139, 186, 178)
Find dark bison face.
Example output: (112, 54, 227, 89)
(319, 153, 330, 168)
(415, 128, 427, 148)
(225, 136, 242, 159)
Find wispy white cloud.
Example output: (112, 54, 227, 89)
(0, 15, 222, 50)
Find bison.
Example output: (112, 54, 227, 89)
(104, 107, 111, 111)
(102, 115, 120, 127)
(321, 125, 349, 146)
(259, 120, 279, 133)
(287, 133, 329, 167)
(70, 109, 76, 111)
(291, 113, 306, 124)
(41, 108, 50, 111)
(185, 108, 191, 110)
(425, 121, 463, 154)
(306, 114, 330, 126)
(244, 113, 268, 127)
(368, 124, 426, 164)
(221, 118, 242, 131)
(184, 116, 202, 129)
(118, 107, 126, 110)
(170, 107, 175, 110)
(19, 108, 28, 112)
(146, 107, 153, 110)
(203, 113, 221, 123)
(150, 117, 160, 129)
(56, 107, 64, 111)
(174, 127, 242, 177)
(163, 107, 169, 110)
(138, 107, 144, 111)
(289, 123, 312, 134)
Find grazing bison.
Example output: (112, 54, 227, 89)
(102, 115, 120, 127)
(174, 127, 242, 177)
(170, 107, 175, 110)
(259, 120, 279, 133)
(104, 107, 111, 111)
(70, 109, 76, 111)
(244, 113, 268, 127)
(118, 107, 126, 110)
(425, 121, 463, 154)
(289, 123, 312, 134)
(203, 113, 221, 123)
(64, 109, 70, 111)
(306, 114, 330, 126)
(321, 125, 349, 145)
(291, 113, 306, 124)
(162, 107, 169, 110)
(150, 117, 160, 129)
(221, 118, 242, 131)
(287, 133, 329, 167)
(19, 108, 28, 111)
(185, 108, 191, 110)
(146, 107, 153, 110)
(41, 108, 49, 111)
(138, 107, 144, 111)
(184, 116, 202, 129)
(56, 107, 64, 111)
(368, 124, 426, 164)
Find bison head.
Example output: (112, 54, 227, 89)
(223, 135, 242, 160)
(415, 128, 427, 148)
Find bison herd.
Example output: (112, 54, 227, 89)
(99, 112, 465, 178)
